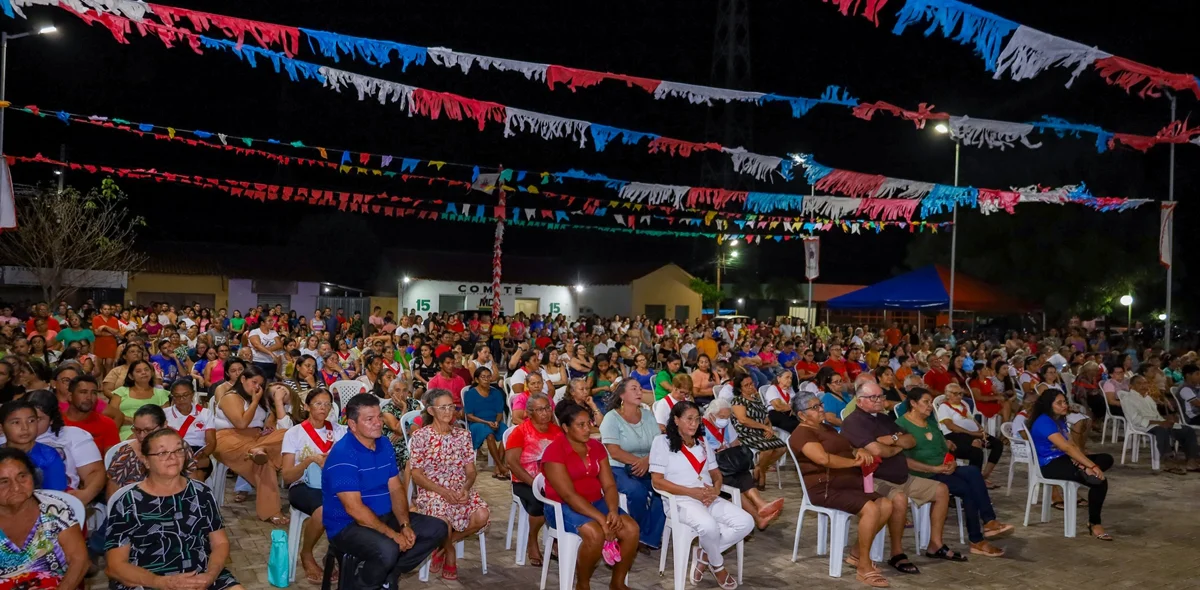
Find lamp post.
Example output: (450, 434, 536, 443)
(1120, 294, 1133, 331)
(933, 122, 960, 333)
(714, 240, 738, 312)
(0, 26, 58, 158)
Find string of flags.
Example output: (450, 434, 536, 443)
(794, 154, 1152, 216)
(19, 104, 1154, 221)
(3, 0, 1193, 155)
(10, 153, 954, 239)
(823, 0, 1200, 99)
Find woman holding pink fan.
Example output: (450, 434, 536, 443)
(542, 402, 639, 590)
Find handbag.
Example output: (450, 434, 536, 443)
(716, 445, 754, 477)
(267, 529, 289, 588)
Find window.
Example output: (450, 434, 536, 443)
(674, 305, 690, 321)
(645, 305, 666, 321)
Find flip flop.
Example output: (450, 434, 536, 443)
(1088, 524, 1114, 541)
(855, 569, 890, 588)
(442, 564, 458, 581)
(428, 549, 445, 575)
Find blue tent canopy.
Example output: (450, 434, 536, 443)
(826, 265, 1026, 311)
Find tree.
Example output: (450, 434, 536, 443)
(689, 277, 723, 308)
(764, 277, 802, 301)
(0, 179, 146, 303)
(903, 205, 1163, 322)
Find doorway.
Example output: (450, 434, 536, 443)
(514, 298, 540, 318)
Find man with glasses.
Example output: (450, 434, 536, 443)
(841, 381, 957, 572)
(322, 393, 448, 590)
(61, 374, 119, 455)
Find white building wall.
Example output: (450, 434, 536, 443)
(577, 286, 632, 317)
(400, 280, 634, 317)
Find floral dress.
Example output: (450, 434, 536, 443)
(0, 492, 75, 590)
(408, 426, 489, 532)
(732, 394, 786, 451)
(382, 397, 422, 471)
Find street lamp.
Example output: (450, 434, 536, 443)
(1158, 313, 1167, 321)
(1, 25, 59, 158)
(931, 120, 960, 330)
(574, 284, 584, 293)
(714, 242, 739, 311)
(1120, 294, 1133, 329)
(402, 276, 411, 284)
(737, 298, 745, 305)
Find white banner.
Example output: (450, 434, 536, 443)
(1160, 202, 1176, 268)
(803, 236, 820, 280)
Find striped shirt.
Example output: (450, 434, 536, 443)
(322, 433, 400, 538)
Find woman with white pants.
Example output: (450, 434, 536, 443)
(650, 400, 752, 589)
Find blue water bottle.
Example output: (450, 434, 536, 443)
(268, 528, 289, 587)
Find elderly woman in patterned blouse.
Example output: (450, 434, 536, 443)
(0, 447, 88, 589)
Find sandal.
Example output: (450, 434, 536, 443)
(442, 564, 458, 581)
(887, 553, 920, 574)
(983, 521, 1014, 538)
(713, 565, 738, 589)
(924, 544, 968, 562)
(267, 514, 290, 526)
(1164, 467, 1187, 476)
(969, 541, 1005, 557)
(428, 549, 445, 575)
(1087, 524, 1114, 541)
(690, 547, 709, 584)
(844, 553, 859, 567)
(301, 557, 324, 584)
(234, 491, 250, 503)
(855, 569, 890, 588)
(1051, 501, 1065, 511)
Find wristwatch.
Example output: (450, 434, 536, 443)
(397, 522, 408, 532)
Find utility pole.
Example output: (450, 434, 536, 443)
(57, 144, 65, 191)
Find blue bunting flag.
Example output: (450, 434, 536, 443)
(892, 0, 1018, 72)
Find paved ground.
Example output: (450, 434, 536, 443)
(89, 437, 1200, 589)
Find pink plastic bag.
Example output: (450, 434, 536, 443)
(602, 539, 622, 566)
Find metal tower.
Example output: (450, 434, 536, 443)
(704, 0, 753, 189)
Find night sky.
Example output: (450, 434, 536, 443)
(3, 1, 1196, 296)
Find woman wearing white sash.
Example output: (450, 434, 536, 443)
(280, 387, 346, 583)
(650, 400, 752, 589)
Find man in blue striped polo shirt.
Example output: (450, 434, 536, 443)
(323, 394, 447, 589)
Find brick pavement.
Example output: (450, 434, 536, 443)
(89, 438, 1200, 589)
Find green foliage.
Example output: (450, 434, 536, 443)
(764, 277, 802, 301)
(689, 277, 723, 307)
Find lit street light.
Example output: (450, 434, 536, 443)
(402, 276, 411, 284)
(574, 284, 584, 293)
(934, 123, 949, 134)
(1158, 313, 1168, 321)
(1120, 294, 1133, 329)
(737, 298, 745, 305)
(1, 25, 59, 158)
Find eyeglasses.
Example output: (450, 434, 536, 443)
(146, 447, 187, 459)
(310, 401, 332, 409)
(859, 395, 885, 402)
(431, 404, 457, 413)
(529, 406, 553, 413)
(131, 426, 157, 436)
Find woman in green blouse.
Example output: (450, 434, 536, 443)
(896, 388, 1012, 558)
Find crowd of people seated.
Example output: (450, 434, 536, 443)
(1, 297, 1199, 588)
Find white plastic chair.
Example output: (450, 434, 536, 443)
(38, 489, 85, 528)
(288, 507, 309, 582)
(909, 496, 965, 549)
(1172, 391, 1200, 433)
(1020, 426, 1082, 537)
(410, 455, 488, 582)
(534, 473, 627, 590)
(656, 485, 744, 590)
(502, 428, 531, 566)
(104, 439, 135, 470)
(106, 482, 141, 516)
(330, 379, 370, 411)
(1101, 389, 1126, 443)
(400, 410, 423, 444)
(785, 443, 881, 577)
(206, 396, 229, 507)
(1119, 424, 1161, 470)
(1002, 422, 1035, 499)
